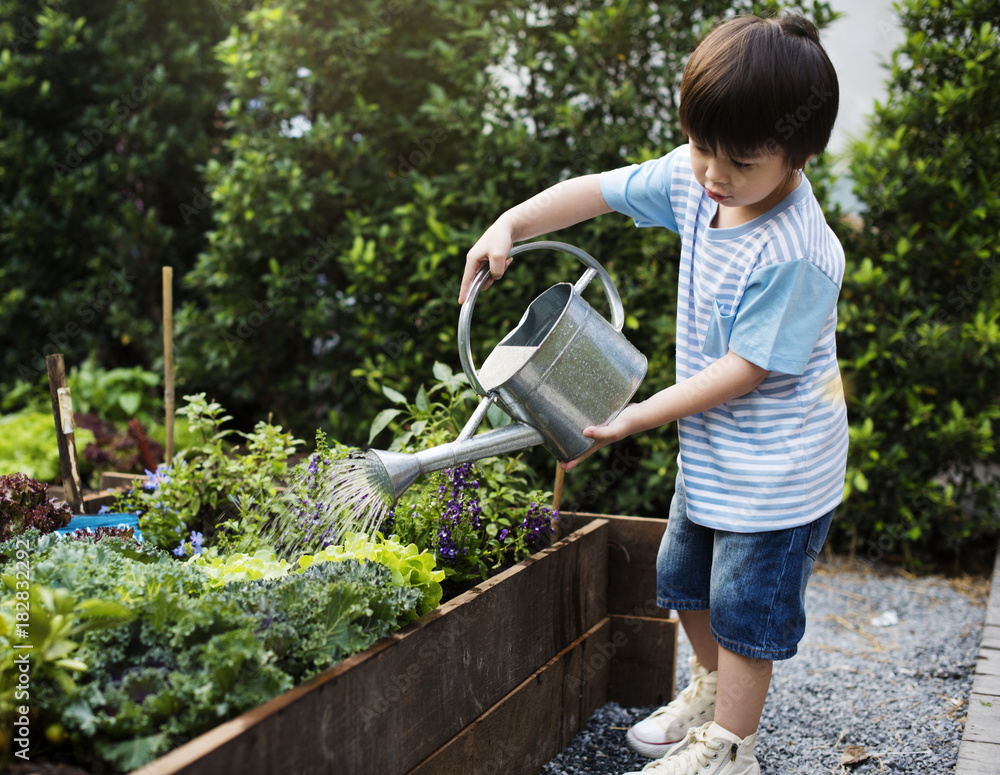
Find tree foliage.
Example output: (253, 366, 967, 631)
(834, 0, 1000, 566)
(0, 0, 231, 381)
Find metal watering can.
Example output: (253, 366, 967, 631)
(366, 241, 647, 502)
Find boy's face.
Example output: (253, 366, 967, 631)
(688, 138, 798, 219)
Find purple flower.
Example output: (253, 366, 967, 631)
(173, 544, 186, 557)
(98, 504, 112, 515)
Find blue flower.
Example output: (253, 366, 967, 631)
(173, 544, 186, 557)
(144, 464, 172, 491)
(97, 504, 112, 515)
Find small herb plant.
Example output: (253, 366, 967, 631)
(372, 363, 558, 583)
(113, 393, 302, 551)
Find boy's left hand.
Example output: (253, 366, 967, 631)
(560, 405, 638, 472)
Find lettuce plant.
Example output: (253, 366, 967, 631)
(0, 473, 73, 541)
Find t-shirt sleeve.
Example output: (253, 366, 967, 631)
(599, 147, 683, 232)
(726, 260, 841, 376)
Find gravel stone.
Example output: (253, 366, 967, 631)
(541, 559, 990, 775)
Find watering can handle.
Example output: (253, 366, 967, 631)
(458, 240, 626, 397)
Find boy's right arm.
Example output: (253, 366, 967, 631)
(458, 174, 612, 303)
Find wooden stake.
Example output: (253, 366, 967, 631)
(552, 463, 565, 513)
(163, 266, 175, 463)
(46, 354, 84, 513)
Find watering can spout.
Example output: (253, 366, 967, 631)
(366, 420, 545, 503)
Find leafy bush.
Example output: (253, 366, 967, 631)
(834, 0, 1000, 567)
(68, 357, 163, 428)
(0, 406, 95, 483)
(113, 393, 302, 551)
(3, 0, 840, 525)
(0, 473, 72, 540)
(173, 0, 834, 491)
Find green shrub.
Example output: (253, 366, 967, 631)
(0, 407, 95, 483)
(834, 0, 1000, 567)
(0, 0, 231, 381)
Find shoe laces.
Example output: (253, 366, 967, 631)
(647, 665, 715, 722)
(641, 725, 735, 774)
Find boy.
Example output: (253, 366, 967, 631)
(458, 14, 846, 775)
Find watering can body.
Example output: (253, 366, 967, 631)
(367, 241, 647, 502)
(475, 279, 647, 461)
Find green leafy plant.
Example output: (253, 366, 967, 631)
(0, 0, 232, 384)
(369, 364, 558, 583)
(0, 575, 133, 762)
(68, 357, 163, 427)
(305, 532, 445, 616)
(0, 407, 96, 484)
(112, 393, 302, 551)
(4, 531, 429, 772)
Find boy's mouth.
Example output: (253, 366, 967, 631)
(706, 188, 731, 203)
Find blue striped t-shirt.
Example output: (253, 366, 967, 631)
(600, 144, 849, 532)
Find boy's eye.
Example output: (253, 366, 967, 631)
(732, 159, 755, 168)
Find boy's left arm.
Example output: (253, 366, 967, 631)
(561, 350, 767, 471)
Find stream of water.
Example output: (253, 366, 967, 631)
(240, 455, 395, 561)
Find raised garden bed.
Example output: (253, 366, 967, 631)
(128, 514, 676, 775)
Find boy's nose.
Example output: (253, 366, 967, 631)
(706, 161, 729, 184)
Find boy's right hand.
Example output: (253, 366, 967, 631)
(459, 219, 514, 304)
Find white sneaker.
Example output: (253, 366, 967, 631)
(622, 722, 760, 775)
(626, 655, 718, 758)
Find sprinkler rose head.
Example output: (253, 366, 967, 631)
(365, 449, 422, 503)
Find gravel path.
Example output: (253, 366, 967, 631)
(542, 559, 990, 775)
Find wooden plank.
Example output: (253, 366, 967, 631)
(100, 472, 148, 490)
(956, 539, 1000, 775)
(961, 692, 1000, 745)
(978, 623, 1000, 652)
(976, 641, 1000, 679)
(80, 489, 122, 514)
(607, 614, 678, 709)
(956, 739, 1000, 774)
(46, 354, 84, 513)
(135, 519, 609, 775)
(970, 672, 1000, 698)
(408, 618, 613, 775)
(565, 513, 671, 619)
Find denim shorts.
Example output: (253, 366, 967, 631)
(656, 473, 834, 661)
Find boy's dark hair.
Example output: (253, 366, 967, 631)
(679, 15, 839, 168)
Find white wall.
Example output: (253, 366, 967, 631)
(820, 0, 906, 163)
